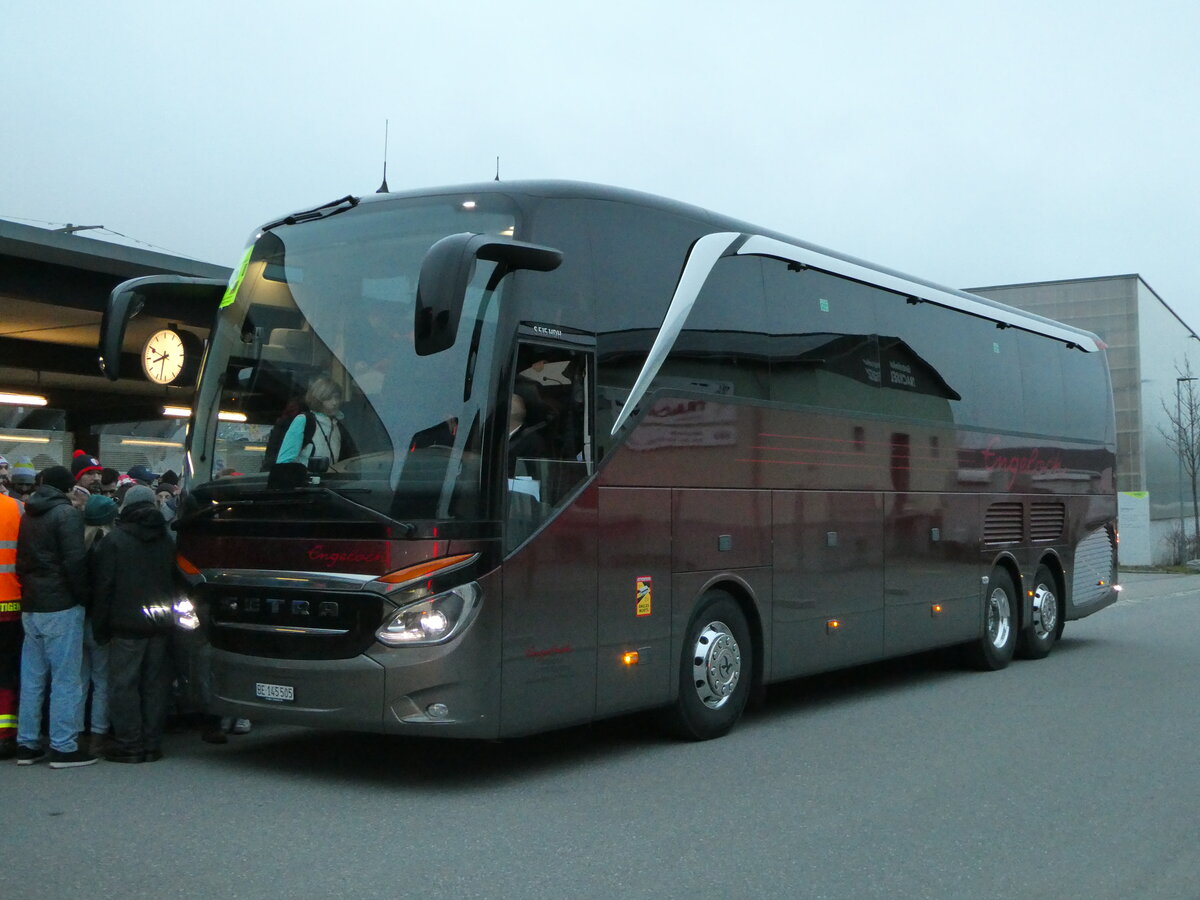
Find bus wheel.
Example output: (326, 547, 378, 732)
(965, 569, 1017, 671)
(1017, 565, 1060, 660)
(666, 591, 753, 741)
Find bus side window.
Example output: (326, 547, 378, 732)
(505, 344, 594, 550)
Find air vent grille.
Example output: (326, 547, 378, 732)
(1030, 502, 1066, 542)
(984, 502, 1024, 544)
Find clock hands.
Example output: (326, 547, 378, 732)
(143, 331, 186, 383)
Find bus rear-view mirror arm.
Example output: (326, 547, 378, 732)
(414, 233, 562, 356)
(98, 275, 228, 380)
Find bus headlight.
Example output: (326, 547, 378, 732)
(376, 582, 481, 647)
(174, 597, 201, 631)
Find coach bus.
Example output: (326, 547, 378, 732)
(100, 181, 1118, 740)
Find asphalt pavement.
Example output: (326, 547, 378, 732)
(5, 569, 1200, 899)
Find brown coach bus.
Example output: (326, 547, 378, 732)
(101, 181, 1119, 740)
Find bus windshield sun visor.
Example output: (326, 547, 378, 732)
(414, 232, 563, 356)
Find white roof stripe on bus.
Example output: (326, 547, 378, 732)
(736, 235, 1101, 352)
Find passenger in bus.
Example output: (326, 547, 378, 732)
(508, 393, 546, 478)
(275, 375, 354, 469)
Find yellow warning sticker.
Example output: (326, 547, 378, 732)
(635, 576, 652, 617)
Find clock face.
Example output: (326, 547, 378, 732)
(142, 329, 187, 384)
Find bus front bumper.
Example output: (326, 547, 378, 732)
(209, 646, 501, 739)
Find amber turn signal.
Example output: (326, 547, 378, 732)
(175, 553, 201, 576)
(377, 553, 478, 586)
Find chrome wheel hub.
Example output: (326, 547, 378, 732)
(1030, 584, 1058, 639)
(986, 587, 1012, 649)
(692, 621, 741, 710)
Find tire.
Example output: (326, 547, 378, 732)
(1016, 565, 1061, 660)
(665, 591, 753, 741)
(964, 568, 1018, 671)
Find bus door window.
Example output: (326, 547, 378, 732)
(505, 342, 594, 549)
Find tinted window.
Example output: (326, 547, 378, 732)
(661, 256, 768, 400)
(589, 202, 705, 335)
(875, 297, 977, 427)
(764, 263, 881, 414)
(1017, 330, 1067, 436)
(970, 322, 1024, 431)
(1062, 347, 1113, 440)
(589, 205, 713, 448)
(520, 199, 596, 334)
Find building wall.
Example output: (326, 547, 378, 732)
(1136, 279, 1200, 534)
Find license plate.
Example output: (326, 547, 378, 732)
(255, 682, 294, 702)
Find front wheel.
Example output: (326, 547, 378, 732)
(664, 591, 753, 741)
(964, 568, 1018, 671)
(1016, 565, 1061, 660)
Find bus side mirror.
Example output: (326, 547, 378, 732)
(99, 275, 228, 380)
(414, 233, 562, 356)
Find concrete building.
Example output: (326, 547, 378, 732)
(970, 275, 1200, 565)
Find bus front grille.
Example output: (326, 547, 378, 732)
(204, 588, 383, 660)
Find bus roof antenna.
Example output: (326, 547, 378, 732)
(377, 119, 390, 194)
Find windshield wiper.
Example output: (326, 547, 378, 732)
(261, 195, 359, 232)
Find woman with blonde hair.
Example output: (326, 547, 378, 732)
(275, 374, 351, 469)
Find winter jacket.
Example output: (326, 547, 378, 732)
(15, 485, 89, 613)
(91, 501, 177, 642)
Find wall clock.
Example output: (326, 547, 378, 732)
(142, 328, 194, 385)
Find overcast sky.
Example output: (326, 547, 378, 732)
(5, 1, 1198, 323)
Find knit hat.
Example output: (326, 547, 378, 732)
(41, 465, 75, 494)
(159, 470, 179, 486)
(121, 484, 156, 511)
(71, 449, 103, 481)
(84, 494, 119, 526)
(0, 455, 8, 467)
(126, 464, 159, 485)
(10, 457, 35, 485)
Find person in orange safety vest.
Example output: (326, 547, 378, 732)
(0, 491, 21, 758)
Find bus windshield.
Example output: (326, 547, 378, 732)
(190, 194, 519, 522)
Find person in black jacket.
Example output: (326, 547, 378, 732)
(14, 465, 95, 768)
(91, 485, 177, 763)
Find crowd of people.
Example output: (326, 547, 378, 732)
(0, 451, 247, 769)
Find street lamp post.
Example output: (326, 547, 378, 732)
(1177, 376, 1197, 558)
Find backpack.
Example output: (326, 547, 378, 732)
(261, 410, 316, 471)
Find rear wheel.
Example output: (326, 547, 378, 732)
(1017, 565, 1061, 660)
(665, 591, 753, 741)
(964, 568, 1017, 671)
